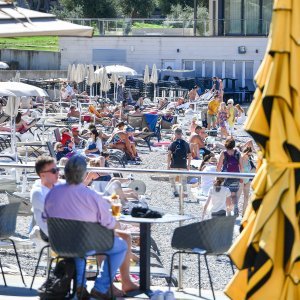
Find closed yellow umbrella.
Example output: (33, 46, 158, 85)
(225, 0, 300, 299)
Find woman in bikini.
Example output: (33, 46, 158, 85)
(0, 112, 33, 133)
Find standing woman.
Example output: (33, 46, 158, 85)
(217, 102, 229, 139)
(84, 128, 102, 156)
(217, 137, 242, 216)
(235, 104, 246, 125)
(237, 147, 255, 216)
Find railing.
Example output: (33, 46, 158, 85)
(67, 18, 270, 37)
(3, 162, 255, 288)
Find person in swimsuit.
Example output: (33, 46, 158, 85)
(0, 112, 33, 133)
(237, 146, 255, 216)
(217, 102, 229, 139)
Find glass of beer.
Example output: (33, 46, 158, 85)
(111, 194, 122, 218)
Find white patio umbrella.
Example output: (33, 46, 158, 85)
(0, 61, 9, 69)
(150, 64, 158, 102)
(0, 89, 17, 97)
(0, 82, 47, 158)
(69, 64, 76, 82)
(67, 64, 72, 81)
(144, 65, 150, 97)
(0, 82, 48, 97)
(97, 68, 105, 99)
(110, 73, 118, 101)
(95, 65, 137, 77)
(14, 71, 21, 82)
(94, 65, 100, 96)
(102, 69, 111, 100)
(87, 64, 95, 97)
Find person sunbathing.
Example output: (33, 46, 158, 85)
(107, 122, 137, 161)
(0, 112, 34, 133)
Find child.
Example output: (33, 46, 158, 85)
(217, 102, 228, 139)
(202, 178, 232, 219)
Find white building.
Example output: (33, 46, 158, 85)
(59, 1, 272, 90)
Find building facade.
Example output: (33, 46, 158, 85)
(60, 36, 267, 90)
(209, 0, 273, 36)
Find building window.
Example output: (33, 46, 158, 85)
(223, 0, 272, 35)
(224, 0, 242, 34)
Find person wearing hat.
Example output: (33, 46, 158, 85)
(227, 99, 237, 136)
(71, 127, 85, 147)
(107, 123, 137, 161)
(167, 127, 191, 197)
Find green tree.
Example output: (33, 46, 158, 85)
(50, 3, 83, 20)
(119, 0, 156, 18)
(166, 4, 209, 35)
(52, 0, 119, 18)
(78, 0, 118, 18)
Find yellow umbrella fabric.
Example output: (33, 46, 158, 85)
(225, 0, 300, 299)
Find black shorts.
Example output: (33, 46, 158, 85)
(224, 178, 240, 193)
(211, 210, 227, 217)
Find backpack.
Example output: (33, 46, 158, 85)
(222, 150, 240, 172)
(171, 140, 188, 166)
(38, 258, 76, 300)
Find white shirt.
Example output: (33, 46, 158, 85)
(30, 180, 50, 235)
(200, 165, 217, 196)
(30, 179, 64, 235)
(207, 186, 231, 213)
(86, 137, 102, 153)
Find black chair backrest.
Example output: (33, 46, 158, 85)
(127, 115, 143, 130)
(0, 202, 20, 239)
(47, 218, 114, 257)
(171, 216, 236, 255)
(46, 141, 56, 158)
(54, 128, 61, 142)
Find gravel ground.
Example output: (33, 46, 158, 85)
(0, 110, 255, 292)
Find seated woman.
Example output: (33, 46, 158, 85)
(54, 141, 74, 161)
(0, 112, 33, 133)
(84, 154, 139, 201)
(60, 128, 73, 146)
(84, 155, 112, 186)
(84, 128, 102, 156)
(107, 122, 137, 160)
(126, 126, 141, 161)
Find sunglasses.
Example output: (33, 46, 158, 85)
(40, 167, 60, 174)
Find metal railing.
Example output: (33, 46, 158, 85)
(2, 162, 255, 288)
(67, 18, 270, 37)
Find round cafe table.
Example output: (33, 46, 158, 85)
(119, 213, 195, 295)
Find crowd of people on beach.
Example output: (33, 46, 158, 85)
(0, 75, 258, 299)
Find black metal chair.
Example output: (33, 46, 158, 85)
(46, 218, 114, 300)
(5, 191, 32, 216)
(168, 216, 236, 299)
(30, 233, 50, 290)
(0, 202, 26, 287)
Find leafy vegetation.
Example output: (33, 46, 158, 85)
(0, 36, 59, 52)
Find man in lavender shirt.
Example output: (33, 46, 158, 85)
(44, 155, 127, 300)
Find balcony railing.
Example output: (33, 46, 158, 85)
(67, 18, 270, 37)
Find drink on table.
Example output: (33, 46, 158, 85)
(111, 193, 121, 217)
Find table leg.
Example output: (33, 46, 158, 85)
(139, 223, 151, 292)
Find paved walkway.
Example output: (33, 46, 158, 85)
(0, 275, 229, 299)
